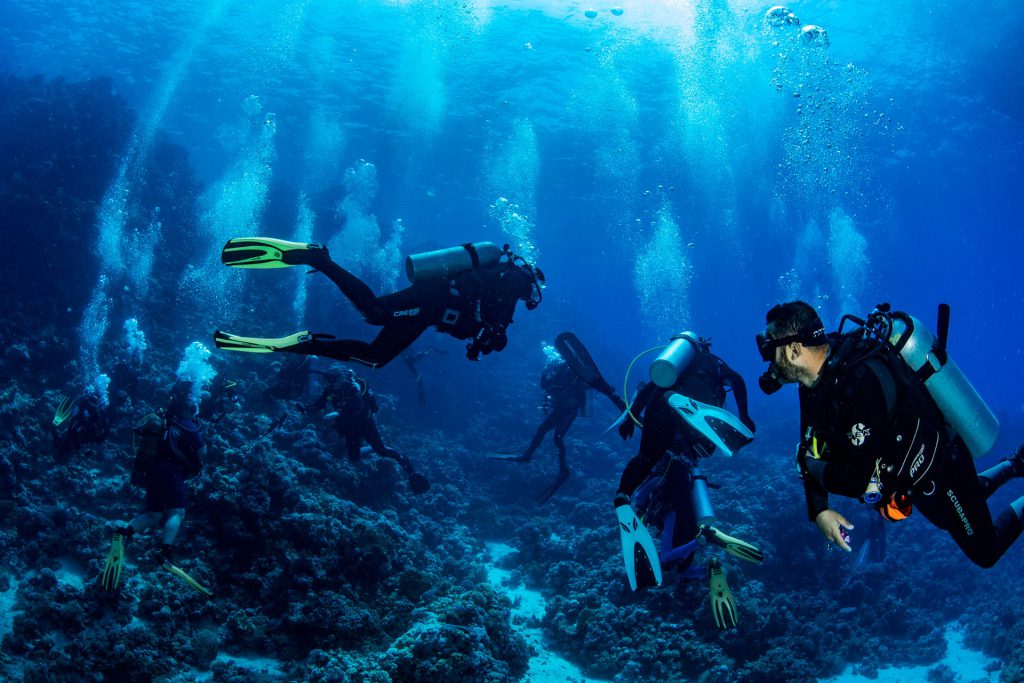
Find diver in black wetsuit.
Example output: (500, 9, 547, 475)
(402, 347, 445, 408)
(492, 332, 626, 503)
(617, 346, 755, 495)
(216, 240, 544, 369)
(616, 339, 762, 570)
(51, 390, 111, 457)
(759, 300, 1024, 568)
(612, 335, 762, 629)
(310, 368, 430, 494)
(102, 382, 208, 594)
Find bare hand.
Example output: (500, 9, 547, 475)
(815, 509, 854, 552)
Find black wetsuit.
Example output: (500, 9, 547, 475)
(312, 378, 416, 476)
(618, 351, 752, 497)
(143, 416, 203, 512)
(294, 257, 535, 367)
(798, 339, 1022, 568)
(53, 393, 110, 456)
(523, 361, 588, 470)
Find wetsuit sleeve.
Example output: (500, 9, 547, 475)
(801, 458, 832, 521)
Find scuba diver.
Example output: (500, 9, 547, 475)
(214, 238, 544, 368)
(492, 332, 626, 503)
(261, 355, 314, 405)
(198, 374, 241, 424)
(757, 301, 1024, 568)
(101, 381, 211, 597)
(613, 333, 762, 630)
(402, 346, 446, 408)
(51, 390, 110, 457)
(310, 367, 430, 495)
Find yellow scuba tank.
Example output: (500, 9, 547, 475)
(649, 331, 700, 388)
(887, 309, 998, 458)
(404, 242, 503, 284)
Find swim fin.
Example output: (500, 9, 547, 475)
(164, 562, 213, 598)
(698, 525, 765, 564)
(213, 330, 321, 353)
(408, 472, 431, 495)
(52, 395, 74, 429)
(221, 237, 326, 269)
(615, 498, 663, 590)
(708, 558, 738, 630)
(665, 392, 754, 456)
(555, 332, 627, 411)
(536, 468, 569, 504)
(101, 532, 126, 592)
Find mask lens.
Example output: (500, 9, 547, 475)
(755, 333, 775, 362)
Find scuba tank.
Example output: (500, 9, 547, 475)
(405, 242, 502, 284)
(649, 332, 700, 388)
(886, 308, 998, 458)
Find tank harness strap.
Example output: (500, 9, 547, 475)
(462, 243, 481, 269)
(863, 357, 898, 420)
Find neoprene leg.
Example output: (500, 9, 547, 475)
(162, 509, 184, 546)
(979, 461, 1016, 499)
(363, 419, 413, 473)
(528, 411, 563, 458)
(315, 259, 381, 318)
(917, 448, 1021, 568)
(552, 410, 577, 475)
(301, 323, 428, 368)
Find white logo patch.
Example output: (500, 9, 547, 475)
(848, 423, 870, 446)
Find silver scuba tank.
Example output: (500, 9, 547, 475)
(405, 242, 502, 284)
(649, 332, 700, 388)
(888, 314, 999, 458)
(691, 466, 716, 527)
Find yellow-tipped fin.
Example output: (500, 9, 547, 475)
(709, 558, 738, 630)
(213, 330, 312, 353)
(221, 236, 320, 269)
(164, 562, 213, 598)
(101, 533, 126, 592)
(52, 396, 73, 429)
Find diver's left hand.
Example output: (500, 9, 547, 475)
(815, 509, 854, 552)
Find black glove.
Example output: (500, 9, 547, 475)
(618, 418, 635, 441)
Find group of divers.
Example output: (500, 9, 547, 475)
(47, 237, 1024, 630)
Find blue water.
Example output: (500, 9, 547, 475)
(1, 1, 1023, 681)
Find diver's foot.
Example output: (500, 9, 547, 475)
(698, 525, 765, 564)
(284, 242, 330, 268)
(159, 543, 174, 564)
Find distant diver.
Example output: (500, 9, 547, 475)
(51, 390, 110, 457)
(614, 332, 761, 630)
(214, 237, 544, 368)
(101, 381, 211, 597)
(401, 346, 446, 408)
(491, 332, 626, 503)
(758, 301, 1024, 568)
(309, 367, 430, 494)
